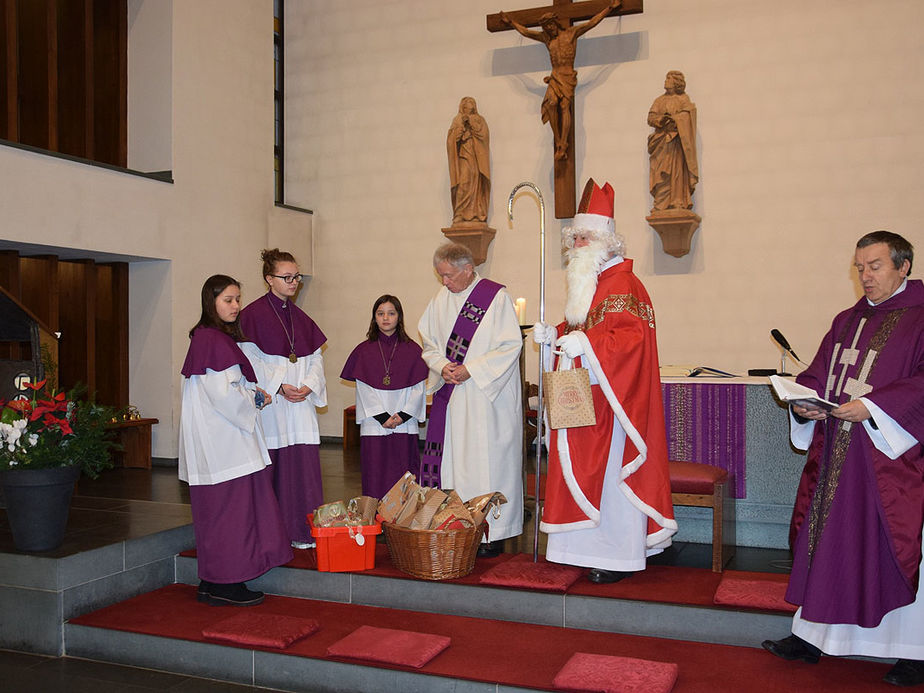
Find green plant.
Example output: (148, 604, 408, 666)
(0, 379, 119, 479)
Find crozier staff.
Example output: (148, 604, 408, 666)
(239, 248, 327, 550)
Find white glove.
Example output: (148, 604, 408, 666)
(532, 321, 556, 345)
(555, 331, 585, 359)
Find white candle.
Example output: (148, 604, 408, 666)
(515, 297, 527, 325)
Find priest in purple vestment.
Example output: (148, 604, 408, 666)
(762, 231, 924, 688)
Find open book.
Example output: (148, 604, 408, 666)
(769, 375, 838, 411)
(660, 365, 737, 378)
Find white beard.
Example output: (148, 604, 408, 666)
(564, 242, 611, 326)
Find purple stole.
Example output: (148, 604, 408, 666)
(419, 279, 504, 488)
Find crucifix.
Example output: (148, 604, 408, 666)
(488, 0, 643, 218)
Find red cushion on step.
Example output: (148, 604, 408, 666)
(326, 625, 450, 668)
(668, 461, 726, 495)
(202, 612, 320, 649)
(713, 574, 797, 613)
(553, 652, 679, 692)
(479, 554, 583, 592)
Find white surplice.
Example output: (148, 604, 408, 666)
(178, 364, 271, 486)
(355, 380, 427, 437)
(238, 344, 327, 448)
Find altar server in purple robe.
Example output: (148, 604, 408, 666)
(239, 249, 327, 549)
(179, 274, 293, 606)
(418, 242, 523, 557)
(762, 231, 924, 688)
(341, 295, 429, 499)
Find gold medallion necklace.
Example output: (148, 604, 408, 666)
(267, 294, 298, 363)
(377, 337, 398, 385)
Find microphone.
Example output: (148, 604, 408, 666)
(770, 329, 800, 362)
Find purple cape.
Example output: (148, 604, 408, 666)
(181, 326, 257, 383)
(239, 292, 326, 357)
(340, 332, 428, 390)
(786, 279, 924, 627)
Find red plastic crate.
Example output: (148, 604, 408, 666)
(307, 513, 381, 572)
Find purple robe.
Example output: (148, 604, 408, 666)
(189, 467, 293, 583)
(340, 332, 429, 391)
(786, 279, 924, 627)
(239, 292, 328, 543)
(239, 292, 326, 358)
(181, 326, 257, 382)
(341, 333, 428, 498)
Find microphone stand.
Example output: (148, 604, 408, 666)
(778, 350, 791, 377)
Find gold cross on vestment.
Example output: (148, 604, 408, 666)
(843, 350, 877, 400)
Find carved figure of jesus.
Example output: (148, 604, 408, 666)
(500, 0, 620, 161)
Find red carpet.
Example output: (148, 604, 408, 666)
(70, 584, 892, 692)
(180, 547, 795, 612)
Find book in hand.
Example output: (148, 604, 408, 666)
(769, 375, 838, 412)
(660, 364, 737, 378)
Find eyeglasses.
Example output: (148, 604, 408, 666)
(270, 274, 303, 284)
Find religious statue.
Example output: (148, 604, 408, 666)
(647, 70, 698, 212)
(500, 0, 620, 161)
(447, 96, 491, 224)
(645, 70, 701, 258)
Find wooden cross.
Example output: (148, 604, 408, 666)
(488, 0, 643, 219)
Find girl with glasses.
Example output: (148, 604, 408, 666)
(240, 249, 327, 549)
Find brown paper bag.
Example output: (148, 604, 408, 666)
(542, 363, 596, 429)
(349, 496, 379, 525)
(394, 487, 427, 527)
(465, 491, 508, 527)
(377, 472, 420, 523)
(410, 488, 449, 530)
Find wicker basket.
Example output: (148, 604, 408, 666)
(382, 521, 485, 580)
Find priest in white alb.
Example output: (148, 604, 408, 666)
(417, 242, 523, 556)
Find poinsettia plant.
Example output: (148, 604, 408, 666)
(0, 379, 118, 479)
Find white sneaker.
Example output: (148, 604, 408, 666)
(291, 541, 316, 549)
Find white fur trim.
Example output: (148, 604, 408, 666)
(577, 333, 679, 546)
(569, 213, 615, 238)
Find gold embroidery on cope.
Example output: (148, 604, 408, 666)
(581, 294, 656, 332)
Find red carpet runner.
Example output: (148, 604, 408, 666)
(71, 583, 891, 692)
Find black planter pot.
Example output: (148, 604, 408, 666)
(0, 466, 80, 552)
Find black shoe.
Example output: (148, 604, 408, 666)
(588, 568, 632, 584)
(884, 659, 924, 687)
(199, 582, 264, 607)
(477, 540, 503, 558)
(761, 634, 821, 664)
(196, 580, 213, 601)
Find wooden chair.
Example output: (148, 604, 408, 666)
(668, 460, 736, 572)
(342, 405, 359, 451)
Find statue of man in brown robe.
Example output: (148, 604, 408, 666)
(647, 70, 698, 212)
(500, 0, 620, 161)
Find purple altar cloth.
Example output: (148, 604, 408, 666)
(661, 382, 747, 498)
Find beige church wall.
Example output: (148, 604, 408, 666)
(0, 0, 300, 458)
(285, 0, 924, 436)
